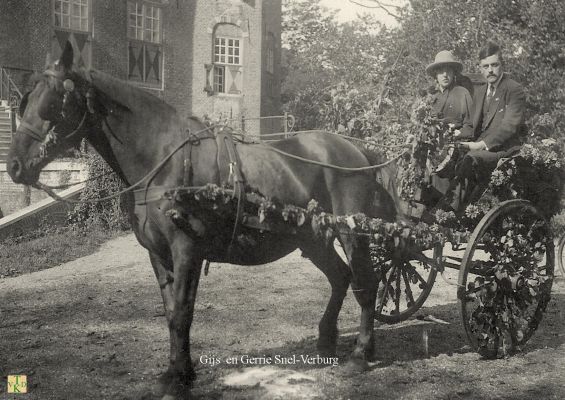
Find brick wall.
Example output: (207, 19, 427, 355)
(91, 0, 128, 79)
(161, 1, 196, 118)
(0, 0, 31, 69)
(261, 0, 282, 119)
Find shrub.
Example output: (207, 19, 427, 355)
(68, 148, 130, 231)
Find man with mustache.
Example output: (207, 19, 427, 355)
(446, 41, 526, 209)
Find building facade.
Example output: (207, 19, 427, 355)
(0, 0, 282, 133)
(0, 0, 281, 216)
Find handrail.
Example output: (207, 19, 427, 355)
(0, 66, 33, 110)
(1, 65, 35, 73)
(1, 69, 23, 99)
(1, 68, 23, 100)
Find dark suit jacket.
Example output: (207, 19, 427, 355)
(459, 74, 526, 152)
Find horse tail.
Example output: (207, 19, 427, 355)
(359, 148, 403, 222)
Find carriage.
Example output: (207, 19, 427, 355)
(210, 124, 561, 360)
(7, 42, 563, 398)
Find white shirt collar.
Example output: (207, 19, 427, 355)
(488, 72, 504, 92)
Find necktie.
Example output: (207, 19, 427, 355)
(485, 85, 494, 108)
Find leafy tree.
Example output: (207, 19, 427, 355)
(282, 0, 565, 141)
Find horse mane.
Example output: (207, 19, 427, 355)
(357, 145, 403, 221)
(81, 68, 177, 117)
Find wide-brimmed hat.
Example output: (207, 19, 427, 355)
(426, 50, 463, 76)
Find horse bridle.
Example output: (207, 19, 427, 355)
(17, 69, 90, 158)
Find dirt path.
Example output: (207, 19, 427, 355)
(1, 234, 564, 399)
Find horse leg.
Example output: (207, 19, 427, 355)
(340, 235, 377, 370)
(147, 252, 177, 396)
(301, 242, 350, 356)
(162, 238, 203, 400)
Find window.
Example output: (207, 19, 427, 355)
(127, 1, 163, 87)
(52, 0, 91, 68)
(53, 0, 89, 32)
(210, 36, 242, 95)
(128, 2, 162, 43)
(213, 66, 225, 93)
(214, 38, 241, 65)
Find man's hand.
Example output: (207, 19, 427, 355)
(447, 123, 462, 139)
(460, 141, 487, 151)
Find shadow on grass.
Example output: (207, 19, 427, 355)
(218, 292, 565, 371)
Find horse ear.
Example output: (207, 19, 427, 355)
(59, 41, 74, 70)
(45, 52, 53, 68)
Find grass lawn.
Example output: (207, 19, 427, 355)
(0, 226, 125, 278)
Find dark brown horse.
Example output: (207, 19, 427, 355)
(7, 42, 395, 400)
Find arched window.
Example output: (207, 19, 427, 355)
(206, 23, 243, 95)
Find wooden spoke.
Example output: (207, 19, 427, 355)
(374, 246, 439, 324)
(376, 264, 397, 316)
(458, 200, 554, 358)
(395, 265, 402, 315)
(401, 267, 416, 307)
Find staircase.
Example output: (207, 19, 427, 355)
(0, 104, 12, 163)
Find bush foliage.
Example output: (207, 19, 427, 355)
(282, 0, 565, 228)
(282, 0, 565, 143)
(68, 147, 130, 230)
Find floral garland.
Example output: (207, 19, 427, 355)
(389, 94, 457, 202)
(165, 184, 448, 258)
(383, 97, 564, 223)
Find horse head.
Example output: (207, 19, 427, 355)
(7, 41, 93, 185)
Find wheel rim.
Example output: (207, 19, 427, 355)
(557, 234, 565, 276)
(374, 247, 439, 323)
(458, 200, 554, 358)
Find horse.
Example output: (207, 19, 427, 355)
(6, 42, 396, 400)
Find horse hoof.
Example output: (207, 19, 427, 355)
(161, 384, 191, 400)
(344, 358, 370, 374)
(316, 346, 337, 358)
(154, 370, 175, 397)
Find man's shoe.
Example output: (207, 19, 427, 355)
(434, 145, 458, 179)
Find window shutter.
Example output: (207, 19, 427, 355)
(204, 64, 214, 94)
(144, 43, 161, 84)
(227, 65, 242, 94)
(52, 31, 91, 69)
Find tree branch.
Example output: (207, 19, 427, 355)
(375, 45, 405, 114)
(349, 0, 402, 20)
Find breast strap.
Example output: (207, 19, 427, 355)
(215, 127, 246, 226)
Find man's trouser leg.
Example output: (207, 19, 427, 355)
(453, 150, 503, 211)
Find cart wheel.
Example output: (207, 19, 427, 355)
(374, 246, 440, 323)
(458, 199, 554, 359)
(557, 234, 565, 277)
